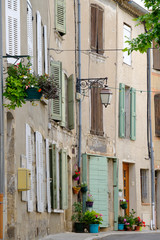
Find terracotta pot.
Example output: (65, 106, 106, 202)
(135, 226, 140, 231)
(72, 187, 81, 194)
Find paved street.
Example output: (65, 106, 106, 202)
(101, 233, 160, 240)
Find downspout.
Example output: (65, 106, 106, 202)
(77, 0, 81, 168)
(0, 0, 4, 239)
(147, 48, 155, 230)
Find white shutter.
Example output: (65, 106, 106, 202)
(46, 139, 51, 212)
(44, 25, 48, 74)
(123, 24, 131, 65)
(37, 11, 42, 75)
(27, 0, 33, 72)
(36, 131, 44, 212)
(26, 124, 33, 212)
(5, 0, 20, 63)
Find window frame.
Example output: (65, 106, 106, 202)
(140, 169, 149, 204)
(123, 23, 132, 66)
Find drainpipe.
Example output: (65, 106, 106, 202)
(0, 0, 4, 239)
(147, 48, 155, 230)
(77, 0, 81, 168)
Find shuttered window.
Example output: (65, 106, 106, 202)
(5, 0, 20, 63)
(44, 25, 48, 74)
(153, 41, 160, 70)
(55, 0, 66, 35)
(49, 145, 68, 210)
(26, 124, 33, 212)
(27, 0, 33, 72)
(119, 83, 125, 138)
(140, 169, 149, 203)
(130, 88, 136, 140)
(154, 94, 160, 136)
(36, 131, 44, 212)
(37, 11, 42, 75)
(123, 24, 131, 65)
(91, 84, 103, 136)
(91, 4, 103, 54)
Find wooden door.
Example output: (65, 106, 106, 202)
(123, 163, 129, 215)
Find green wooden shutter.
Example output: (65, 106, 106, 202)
(119, 83, 125, 138)
(52, 144, 58, 209)
(82, 154, 88, 212)
(55, 0, 66, 35)
(60, 72, 66, 127)
(130, 88, 136, 140)
(50, 61, 62, 121)
(60, 149, 68, 209)
(68, 74, 75, 130)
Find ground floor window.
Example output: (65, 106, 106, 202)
(140, 169, 149, 203)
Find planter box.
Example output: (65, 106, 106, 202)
(25, 87, 42, 101)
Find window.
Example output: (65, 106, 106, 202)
(119, 83, 136, 140)
(91, 84, 103, 136)
(123, 24, 131, 65)
(55, 0, 66, 35)
(91, 4, 104, 54)
(49, 144, 68, 210)
(37, 11, 42, 75)
(5, 0, 20, 63)
(50, 61, 75, 130)
(140, 169, 149, 203)
(27, 0, 33, 72)
(154, 94, 160, 136)
(153, 41, 160, 70)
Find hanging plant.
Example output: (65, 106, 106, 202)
(3, 59, 59, 110)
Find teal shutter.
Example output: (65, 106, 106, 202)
(52, 144, 58, 209)
(60, 73, 66, 127)
(113, 159, 119, 231)
(82, 154, 88, 212)
(119, 83, 125, 138)
(68, 74, 75, 130)
(60, 149, 68, 209)
(50, 61, 62, 121)
(130, 88, 136, 140)
(55, 0, 66, 35)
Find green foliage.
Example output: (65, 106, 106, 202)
(83, 210, 103, 225)
(123, 0, 160, 54)
(118, 215, 125, 224)
(71, 202, 84, 223)
(80, 181, 87, 187)
(124, 209, 136, 228)
(86, 192, 94, 202)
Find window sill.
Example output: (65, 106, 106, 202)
(89, 51, 107, 62)
(53, 209, 64, 213)
(141, 203, 150, 206)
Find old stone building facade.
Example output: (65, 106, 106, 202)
(0, 0, 153, 239)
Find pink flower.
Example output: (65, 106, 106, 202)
(99, 214, 103, 216)
(95, 215, 98, 218)
(124, 218, 126, 222)
(26, 85, 29, 89)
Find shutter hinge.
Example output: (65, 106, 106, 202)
(32, 16, 34, 21)
(113, 185, 117, 187)
(27, 7, 28, 12)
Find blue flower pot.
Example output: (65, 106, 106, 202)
(118, 223, 124, 231)
(89, 224, 99, 233)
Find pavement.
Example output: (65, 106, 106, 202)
(40, 230, 160, 240)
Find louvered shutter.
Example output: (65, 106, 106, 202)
(52, 144, 58, 209)
(50, 61, 62, 121)
(55, 0, 66, 34)
(36, 131, 44, 212)
(97, 7, 103, 54)
(44, 25, 48, 74)
(68, 74, 75, 130)
(60, 149, 68, 209)
(119, 83, 125, 138)
(46, 139, 51, 212)
(123, 24, 131, 65)
(60, 73, 66, 127)
(26, 124, 33, 212)
(37, 11, 42, 75)
(130, 88, 136, 140)
(154, 94, 160, 136)
(153, 41, 160, 70)
(27, 0, 33, 72)
(5, 0, 20, 63)
(91, 4, 97, 51)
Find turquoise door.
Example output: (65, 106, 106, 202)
(89, 156, 108, 227)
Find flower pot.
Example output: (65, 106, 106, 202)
(25, 87, 42, 101)
(121, 203, 127, 209)
(73, 176, 80, 181)
(86, 201, 93, 208)
(139, 226, 142, 231)
(119, 191, 123, 197)
(118, 223, 124, 231)
(135, 226, 140, 231)
(74, 222, 85, 233)
(81, 186, 88, 193)
(89, 224, 99, 233)
(72, 187, 81, 194)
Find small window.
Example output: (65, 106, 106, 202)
(140, 169, 149, 204)
(153, 41, 160, 70)
(123, 24, 131, 65)
(91, 4, 104, 54)
(154, 94, 160, 136)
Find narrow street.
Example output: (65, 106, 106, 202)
(101, 233, 160, 240)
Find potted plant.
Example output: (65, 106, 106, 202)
(72, 185, 81, 194)
(124, 209, 136, 231)
(72, 165, 80, 181)
(120, 199, 128, 209)
(86, 192, 94, 208)
(118, 189, 123, 197)
(135, 216, 146, 231)
(80, 182, 88, 193)
(3, 60, 58, 109)
(83, 210, 103, 233)
(118, 216, 125, 231)
(71, 202, 85, 233)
